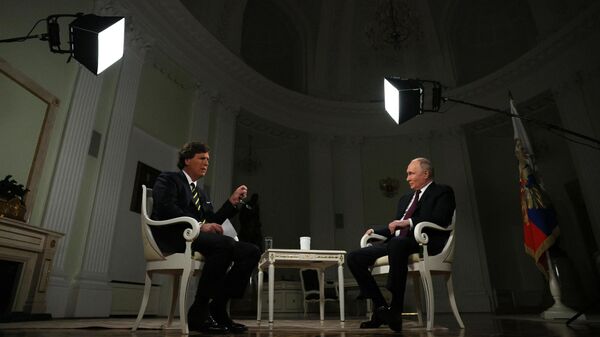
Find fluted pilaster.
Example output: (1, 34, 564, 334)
(332, 136, 365, 251)
(81, 43, 145, 278)
(188, 87, 213, 143)
(553, 74, 600, 245)
(209, 105, 238, 205)
(308, 134, 335, 250)
(42, 70, 103, 273)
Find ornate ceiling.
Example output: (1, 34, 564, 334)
(118, 0, 598, 136)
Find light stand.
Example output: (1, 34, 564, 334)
(383, 78, 600, 150)
(0, 13, 125, 75)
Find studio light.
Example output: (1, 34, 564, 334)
(70, 14, 125, 75)
(0, 13, 125, 75)
(382, 77, 600, 149)
(383, 77, 442, 124)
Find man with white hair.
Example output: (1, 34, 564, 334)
(347, 157, 455, 332)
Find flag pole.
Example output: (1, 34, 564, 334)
(540, 251, 583, 320)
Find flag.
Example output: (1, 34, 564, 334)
(511, 97, 559, 276)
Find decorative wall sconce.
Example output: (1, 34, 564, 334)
(379, 177, 400, 198)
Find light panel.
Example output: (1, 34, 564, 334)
(383, 77, 423, 125)
(70, 14, 125, 75)
(97, 18, 125, 74)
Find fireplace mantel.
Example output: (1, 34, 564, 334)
(0, 217, 63, 316)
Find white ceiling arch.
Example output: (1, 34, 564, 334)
(117, 0, 600, 137)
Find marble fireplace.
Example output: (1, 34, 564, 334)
(0, 217, 63, 319)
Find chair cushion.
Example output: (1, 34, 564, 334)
(372, 253, 421, 267)
(193, 251, 205, 261)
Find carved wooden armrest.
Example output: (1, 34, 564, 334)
(413, 221, 451, 245)
(146, 216, 202, 242)
(360, 232, 388, 248)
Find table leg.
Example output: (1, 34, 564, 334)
(257, 269, 263, 323)
(268, 263, 275, 327)
(319, 269, 325, 324)
(338, 264, 345, 325)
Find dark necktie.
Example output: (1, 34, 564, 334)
(190, 182, 202, 212)
(398, 189, 421, 237)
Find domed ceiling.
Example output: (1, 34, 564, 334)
(180, 0, 591, 103)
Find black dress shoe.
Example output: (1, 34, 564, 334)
(210, 305, 248, 333)
(388, 308, 403, 332)
(188, 314, 230, 334)
(226, 321, 248, 333)
(360, 306, 389, 328)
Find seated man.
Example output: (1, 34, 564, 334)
(150, 142, 261, 333)
(347, 157, 455, 332)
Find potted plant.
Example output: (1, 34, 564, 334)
(0, 175, 29, 221)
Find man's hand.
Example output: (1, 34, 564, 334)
(364, 228, 374, 236)
(200, 223, 223, 234)
(388, 219, 410, 234)
(229, 185, 248, 206)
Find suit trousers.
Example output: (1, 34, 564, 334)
(192, 232, 261, 300)
(347, 233, 446, 312)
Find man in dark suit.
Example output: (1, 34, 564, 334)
(347, 157, 455, 332)
(151, 142, 261, 334)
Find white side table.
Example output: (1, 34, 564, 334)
(256, 249, 346, 327)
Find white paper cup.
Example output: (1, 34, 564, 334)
(300, 236, 311, 250)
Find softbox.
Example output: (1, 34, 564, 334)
(383, 77, 424, 124)
(70, 14, 125, 75)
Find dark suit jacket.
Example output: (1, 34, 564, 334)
(150, 171, 237, 253)
(374, 182, 456, 241)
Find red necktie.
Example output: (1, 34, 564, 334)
(398, 190, 420, 237)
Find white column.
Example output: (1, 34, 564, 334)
(208, 105, 238, 205)
(43, 69, 103, 317)
(70, 37, 146, 317)
(553, 74, 600, 245)
(433, 128, 494, 312)
(188, 87, 213, 142)
(332, 136, 365, 252)
(308, 135, 335, 250)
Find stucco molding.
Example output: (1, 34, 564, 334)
(119, 0, 600, 136)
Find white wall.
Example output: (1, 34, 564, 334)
(109, 127, 178, 283)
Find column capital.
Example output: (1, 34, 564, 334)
(309, 134, 334, 146)
(336, 135, 364, 148)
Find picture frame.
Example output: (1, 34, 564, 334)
(130, 161, 161, 213)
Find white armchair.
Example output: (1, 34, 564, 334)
(132, 185, 204, 335)
(359, 211, 464, 331)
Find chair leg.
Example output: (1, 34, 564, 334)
(167, 274, 180, 329)
(303, 300, 308, 318)
(132, 272, 153, 331)
(446, 274, 465, 329)
(257, 269, 263, 323)
(366, 298, 372, 319)
(418, 267, 435, 331)
(411, 273, 424, 326)
(319, 269, 325, 323)
(179, 266, 193, 335)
